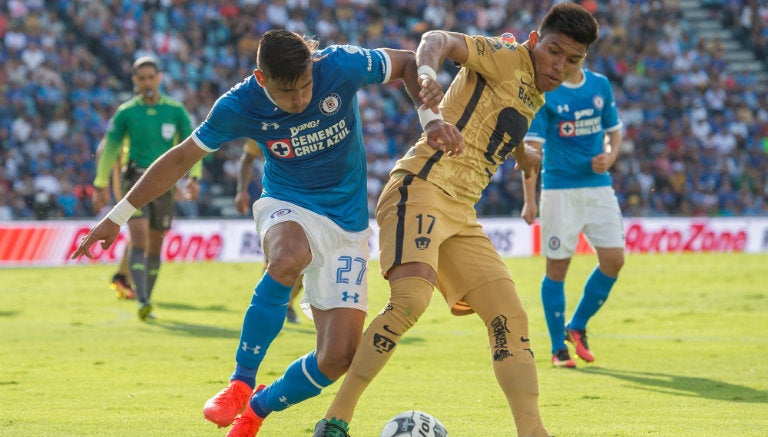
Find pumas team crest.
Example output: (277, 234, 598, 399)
(319, 93, 341, 115)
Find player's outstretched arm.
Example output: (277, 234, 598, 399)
(123, 137, 207, 209)
(125, 137, 208, 208)
(71, 137, 208, 259)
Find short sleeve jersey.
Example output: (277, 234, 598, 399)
(391, 33, 544, 206)
(193, 45, 392, 232)
(95, 94, 192, 187)
(524, 69, 622, 189)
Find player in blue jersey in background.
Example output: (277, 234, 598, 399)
(522, 67, 625, 368)
(71, 29, 450, 437)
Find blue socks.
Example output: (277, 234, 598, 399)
(542, 268, 617, 353)
(232, 364, 257, 389)
(227, 274, 335, 418)
(569, 267, 616, 331)
(541, 276, 567, 354)
(251, 351, 333, 418)
(232, 273, 292, 385)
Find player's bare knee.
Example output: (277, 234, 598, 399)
(316, 343, 357, 380)
(598, 249, 625, 276)
(265, 251, 309, 285)
(610, 254, 625, 274)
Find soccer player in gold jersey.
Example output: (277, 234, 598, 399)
(313, 4, 599, 437)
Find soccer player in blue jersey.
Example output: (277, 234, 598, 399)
(522, 67, 625, 368)
(71, 30, 447, 436)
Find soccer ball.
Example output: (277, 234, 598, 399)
(379, 410, 449, 437)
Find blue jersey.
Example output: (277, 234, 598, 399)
(525, 69, 622, 190)
(192, 45, 392, 231)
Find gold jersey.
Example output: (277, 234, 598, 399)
(243, 138, 262, 157)
(392, 34, 545, 206)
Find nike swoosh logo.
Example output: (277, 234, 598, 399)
(383, 325, 401, 336)
(521, 78, 533, 87)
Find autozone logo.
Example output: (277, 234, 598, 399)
(624, 222, 747, 253)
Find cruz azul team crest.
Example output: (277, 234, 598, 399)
(319, 93, 341, 115)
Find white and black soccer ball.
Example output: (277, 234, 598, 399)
(379, 410, 449, 437)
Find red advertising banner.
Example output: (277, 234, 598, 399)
(1, 217, 766, 267)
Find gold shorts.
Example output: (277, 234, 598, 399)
(376, 173, 512, 307)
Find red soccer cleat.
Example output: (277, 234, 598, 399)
(226, 385, 267, 437)
(203, 380, 254, 428)
(551, 348, 576, 368)
(566, 328, 595, 362)
(110, 274, 136, 300)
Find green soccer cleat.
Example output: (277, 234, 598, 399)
(313, 419, 351, 437)
(138, 303, 154, 321)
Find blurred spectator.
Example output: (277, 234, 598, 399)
(3, 0, 768, 220)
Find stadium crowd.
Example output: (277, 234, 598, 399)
(1, 0, 767, 221)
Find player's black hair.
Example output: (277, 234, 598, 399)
(257, 29, 319, 84)
(539, 3, 599, 48)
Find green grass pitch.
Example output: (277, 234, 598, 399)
(1, 253, 766, 436)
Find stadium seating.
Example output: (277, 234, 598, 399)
(1, 0, 766, 220)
